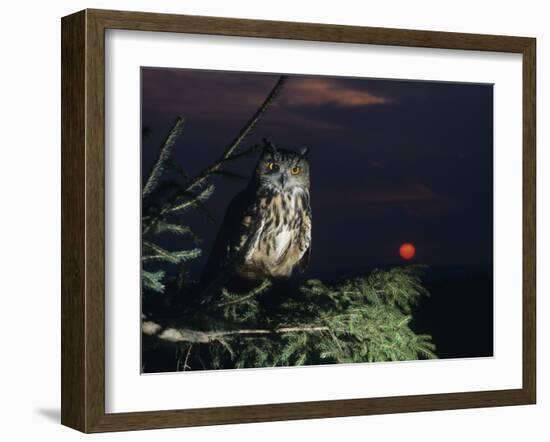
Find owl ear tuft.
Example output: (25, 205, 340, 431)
(299, 146, 309, 157)
(262, 138, 278, 154)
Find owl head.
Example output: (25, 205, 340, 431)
(254, 141, 310, 192)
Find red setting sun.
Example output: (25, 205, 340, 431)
(399, 243, 416, 260)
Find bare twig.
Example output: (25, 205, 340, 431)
(183, 344, 193, 371)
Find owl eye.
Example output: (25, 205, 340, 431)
(291, 166, 302, 176)
(267, 162, 279, 172)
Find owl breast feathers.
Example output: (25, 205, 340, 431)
(203, 144, 311, 281)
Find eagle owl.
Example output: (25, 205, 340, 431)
(203, 143, 311, 282)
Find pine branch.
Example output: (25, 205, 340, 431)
(143, 241, 201, 264)
(217, 280, 271, 307)
(142, 117, 185, 198)
(164, 184, 215, 216)
(153, 221, 200, 243)
(142, 270, 166, 294)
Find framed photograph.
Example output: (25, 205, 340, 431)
(61, 9, 536, 433)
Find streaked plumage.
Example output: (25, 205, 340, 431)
(203, 143, 311, 281)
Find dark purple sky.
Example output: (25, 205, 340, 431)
(141, 68, 493, 281)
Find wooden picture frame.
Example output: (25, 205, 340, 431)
(61, 8, 536, 433)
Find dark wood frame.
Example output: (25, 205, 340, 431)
(61, 8, 536, 433)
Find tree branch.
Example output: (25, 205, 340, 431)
(142, 320, 329, 344)
(142, 117, 185, 198)
(142, 75, 287, 234)
(217, 279, 272, 307)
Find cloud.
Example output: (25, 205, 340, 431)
(142, 71, 391, 119)
(282, 78, 391, 108)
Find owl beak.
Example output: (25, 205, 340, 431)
(279, 173, 287, 188)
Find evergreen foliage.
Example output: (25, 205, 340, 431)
(142, 117, 185, 198)
(141, 75, 436, 372)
